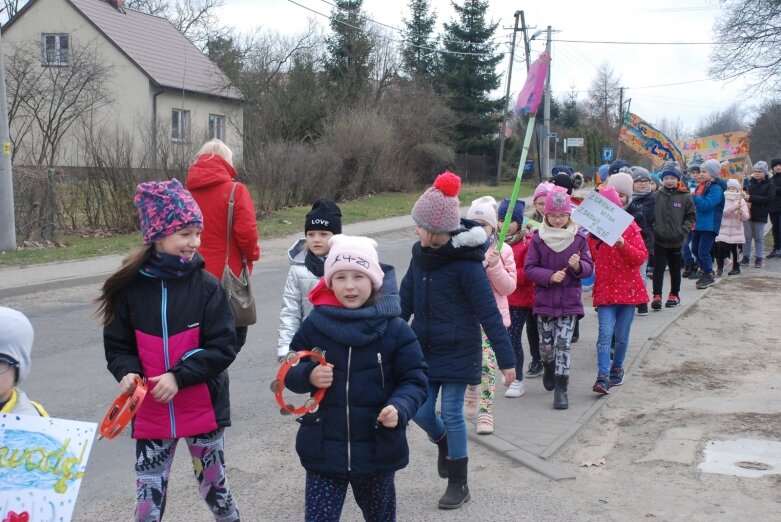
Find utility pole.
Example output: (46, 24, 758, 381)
(495, 11, 521, 186)
(617, 87, 626, 157)
(0, 30, 16, 252)
(541, 25, 552, 181)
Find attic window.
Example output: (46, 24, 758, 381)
(42, 34, 69, 66)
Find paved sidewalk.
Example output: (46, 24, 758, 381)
(0, 207, 715, 483)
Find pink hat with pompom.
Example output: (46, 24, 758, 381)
(600, 186, 622, 208)
(533, 181, 555, 202)
(543, 187, 572, 214)
(412, 171, 462, 233)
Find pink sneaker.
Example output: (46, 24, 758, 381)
(464, 385, 478, 418)
(476, 413, 494, 435)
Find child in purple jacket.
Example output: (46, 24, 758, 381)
(524, 187, 593, 410)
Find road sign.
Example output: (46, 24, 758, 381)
(548, 132, 557, 138)
(601, 146, 614, 162)
(567, 137, 584, 147)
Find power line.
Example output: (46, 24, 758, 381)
(553, 38, 714, 45)
(286, 0, 508, 57)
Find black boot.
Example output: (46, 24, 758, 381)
(542, 361, 555, 391)
(436, 434, 448, 479)
(438, 457, 470, 509)
(682, 263, 694, 278)
(553, 375, 569, 410)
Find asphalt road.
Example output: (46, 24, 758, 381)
(1, 230, 608, 521)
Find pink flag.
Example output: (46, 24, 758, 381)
(514, 53, 551, 116)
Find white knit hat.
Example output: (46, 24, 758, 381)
(325, 235, 385, 290)
(0, 307, 34, 384)
(466, 196, 498, 230)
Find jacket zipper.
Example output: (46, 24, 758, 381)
(161, 281, 176, 438)
(346, 345, 353, 472)
(377, 353, 385, 389)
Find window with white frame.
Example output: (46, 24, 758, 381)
(42, 34, 70, 66)
(208, 114, 226, 141)
(171, 108, 191, 142)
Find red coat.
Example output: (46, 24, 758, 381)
(185, 154, 260, 279)
(588, 222, 648, 307)
(507, 237, 535, 308)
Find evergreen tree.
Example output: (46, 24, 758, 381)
(438, 0, 504, 154)
(402, 0, 437, 82)
(324, 0, 375, 105)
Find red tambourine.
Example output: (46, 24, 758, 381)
(99, 376, 147, 440)
(270, 349, 329, 416)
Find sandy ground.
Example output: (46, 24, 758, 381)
(555, 272, 781, 521)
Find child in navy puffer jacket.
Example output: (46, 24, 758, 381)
(285, 235, 427, 522)
(400, 172, 516, 510)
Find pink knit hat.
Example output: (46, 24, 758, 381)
(600, 186, 622, 208)
(411, 172, 462, 233)
(543, 187, 572, 214)
(533, 181, 555, 202)
(466, 196, 498, 230)
(134, 179, 203, 245)
(325, 235, 385, 290)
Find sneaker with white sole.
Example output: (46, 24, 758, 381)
(504, 379, 525, 398)
(476, 413, 494, 434)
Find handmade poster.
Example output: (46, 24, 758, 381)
(679, 131, 750, 178)
(0, 414, 97, 522)
(619, 113, 686, 168)
(571, 191, 634, 246)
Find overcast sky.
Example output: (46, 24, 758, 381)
(216, 0, 758, 134)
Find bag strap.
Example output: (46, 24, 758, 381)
(225, 182, 239, 266)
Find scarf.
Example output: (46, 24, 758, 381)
(140, 250, 202, 280)
(725, 191, 741, 201)
(305, 250, 326, 277)
(538, 219, 577, 253)
(308, 293, 401, 346)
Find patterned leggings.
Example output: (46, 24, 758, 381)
(537, 314, 576, 376)
(474, 333, 496, 414)
(134, 429, 239, 522)
(305, 471, 396, 522)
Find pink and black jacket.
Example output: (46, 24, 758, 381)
(104, 253, 238, 440)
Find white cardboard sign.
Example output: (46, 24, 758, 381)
(0, 414, 97, 522)
(571, 191, 634, 246)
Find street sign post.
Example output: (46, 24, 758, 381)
(602, 146, 615, 162)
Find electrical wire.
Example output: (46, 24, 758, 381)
(553, 38, 714, 45)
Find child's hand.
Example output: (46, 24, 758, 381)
(549, 269, 566, 284)
(501, 368, 516, 387)
(568, 253, 581, 271)
(149, 373, 179, 403)
(310, 364, 334, 388)
(119, 373, 141, 395)
(377, 405, 399, 428)
(486, 250, 500, 267)
(614, 236, 625, 248)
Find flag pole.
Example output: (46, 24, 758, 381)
(497, 114, 536, 250)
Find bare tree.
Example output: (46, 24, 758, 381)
(126, 0, 226, 49)
(1, 0, 24, 23)
(749, 101, 781, 160)
(585, 62, 622, 132)
(656, 116, 687, 142)
(710, 0, 781, 93)
(368, 27, 401, 103)
(5, 38, 113, 167)
(695, 102, 746, 136)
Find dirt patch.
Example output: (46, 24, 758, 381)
(555, 273, 781, 520)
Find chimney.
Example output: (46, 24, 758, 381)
(109, 0, 125, 10)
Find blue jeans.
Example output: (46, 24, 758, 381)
(596, 305, 635, 376)
(742, 220, 766, 260)
(691, 230, 717, 273)
(682, 231, 695, 265)
(413, 381, 468, 460)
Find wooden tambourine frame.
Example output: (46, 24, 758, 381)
(270, 349, 328, 416)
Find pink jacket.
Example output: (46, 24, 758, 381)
(484, 242, 517, 327)
(715, 195, 749, 244)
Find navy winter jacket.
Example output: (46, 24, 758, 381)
(400, 221, 515, 384)
(693, 179, 726, 233)
(285, 266, 428, 478)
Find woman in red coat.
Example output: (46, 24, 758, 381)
(186, 139, 260, 347)
(588, 187, 648, 395)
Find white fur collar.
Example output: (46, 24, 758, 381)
(451, 225, 488, 249)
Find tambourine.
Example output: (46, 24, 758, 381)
(270, 349, 329, 416)
(98, 376, 147, 440)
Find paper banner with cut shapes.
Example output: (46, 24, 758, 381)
(570, 190, 634, 247)
(0, 414, 97, 522)
(619, 112, 686, 168)
(679, 131, 750, 179)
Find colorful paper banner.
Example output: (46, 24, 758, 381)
(619, 113, 686, 167)
(679, 131, 750, 179)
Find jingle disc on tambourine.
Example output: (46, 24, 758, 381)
(273, 349, 328, 416)
(99, 376, 147, 440)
